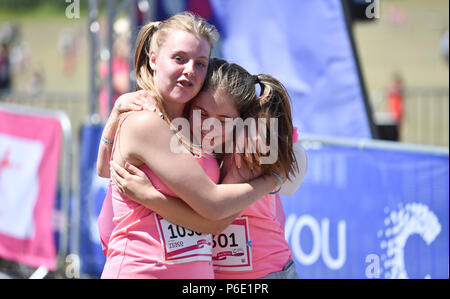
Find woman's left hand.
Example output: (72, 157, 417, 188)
(110, 161, 158, 206)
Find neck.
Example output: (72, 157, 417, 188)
(163, 101, 185, 120)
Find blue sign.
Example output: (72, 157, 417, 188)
(79, 124, 109, 277)
(211, 0, 372, 138)
(281, 143, 449, 278)
(78, 125, 448, 278)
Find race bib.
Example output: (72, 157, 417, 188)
(154, 214, 213, 264)
(212, 217, 252, 271)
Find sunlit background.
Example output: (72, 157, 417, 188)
(0, 0, 448, 279)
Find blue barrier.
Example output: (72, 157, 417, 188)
(78, 125, 448, 278)
(281, 137, 449, 278)
(79, 124, 108, 277)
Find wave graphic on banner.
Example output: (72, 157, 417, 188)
(379, 203, 442, 279)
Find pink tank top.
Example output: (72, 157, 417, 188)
(100, 112, 220, 279)
(213, 194, 292, 279)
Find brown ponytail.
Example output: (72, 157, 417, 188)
(134, 21, 160, 92)
(254, 74, 298, 181)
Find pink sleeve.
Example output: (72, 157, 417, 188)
(98, 185, 115, 255)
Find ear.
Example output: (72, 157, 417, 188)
(149, 50, 157, 71)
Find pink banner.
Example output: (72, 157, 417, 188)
(0, 109, 62, 270)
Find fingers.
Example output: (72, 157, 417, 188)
(110, 165, 125, 193)
(234, 141, 255, 170)
(142, 103, 157, 112)
(124, 162, 145, 177)
(110, 161, 129, 178)
(136, 90, 157, 106)
(116, 90, 158, 114)
(234, 153, 242, 169)
(243, 152, 254, 170)
(116, 98, 143, 114)
(253, 152, 261, 165)
(132, 98, 145, 110)
(128, 96, 146, 111)
(243, 135, 258, 170)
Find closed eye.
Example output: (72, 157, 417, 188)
(196, 61, 207, 68)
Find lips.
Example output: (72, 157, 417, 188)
(177, 79, 194, 88)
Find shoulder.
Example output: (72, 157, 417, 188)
(124, 110, 164, 129)
(121, 110, 169, 140)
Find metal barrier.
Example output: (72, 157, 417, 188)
(372, 87, 449, 147)
(404, 87, 449, 147)
(0, 102, 76, 275)
(299, 133, 449, 156)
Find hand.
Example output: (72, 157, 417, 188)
(111, 90, 157, 118)
(110, 160, 159, 207)
(234, 127, 263, 173)
(98, 91, 160, 179)
(233, 152, 261, 173)
(223, 153, 263, 184)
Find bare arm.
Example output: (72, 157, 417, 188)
(97, 109, 121, 178)
(96, 90, 155, 178)
(110, 161, 239, 235)
(109, 148, 257, 235)
(146, 193, 239, 235)
(117, 111, 280, 221)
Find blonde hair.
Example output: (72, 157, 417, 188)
(134, 12, 219, 122)
(203, 58, 299, 181)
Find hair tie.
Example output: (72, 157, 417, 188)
(253, 75, 262, 97)
(292, 126, 299, 143)
(253, 75, 260, 84)
(269, 170, 283, 194)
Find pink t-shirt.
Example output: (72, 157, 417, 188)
(99, 113, 220, 279)
(213, 193, 292, 279)
(101, 156, 220, 279)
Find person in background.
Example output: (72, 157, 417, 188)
(0, 42, 11, 97)
(98, 18, 131, 121)
(387, 73, 404, 140)
(58, 27, 78, 76)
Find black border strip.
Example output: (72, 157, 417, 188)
(341, 0, 379, 139)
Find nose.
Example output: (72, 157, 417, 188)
(183, 60, 195, 78)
